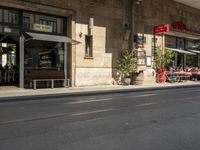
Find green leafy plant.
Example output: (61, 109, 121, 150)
(117, 50, 138, 77)
(155, 47, 175, 69)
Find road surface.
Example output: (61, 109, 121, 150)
(0, 87, 200, 150)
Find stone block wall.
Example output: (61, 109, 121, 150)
(1, 0, 132, 86)
(134, 0, 200, 51)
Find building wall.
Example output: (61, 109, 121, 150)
(0, 0, 132, 86)
(134, 0, 200, 58)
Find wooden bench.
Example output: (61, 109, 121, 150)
(25, 69, 70, 89)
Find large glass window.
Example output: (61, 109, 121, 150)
(186, 39, 200, 50)
(24, 40, 64, 70)
(23, 12, 65, 34)
(165, 36, 176, 48)
(177, 38, 185, 49)
(24, 40, 65, 88)
(8, 11, 19, 24)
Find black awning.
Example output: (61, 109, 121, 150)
(24, 32, 80, 44)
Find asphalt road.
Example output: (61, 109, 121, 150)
(0, 87, 200, 150)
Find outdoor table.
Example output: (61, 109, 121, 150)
(191, 71, 200, 80)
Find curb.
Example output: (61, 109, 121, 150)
(0, 84, 200, 103)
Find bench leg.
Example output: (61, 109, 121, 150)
(34, 80, 36, 90)
(66, 79, 70, 87)
(63, 79, 66, 87)
(51, 80, 54, 89)
(29, 81, 32, 88)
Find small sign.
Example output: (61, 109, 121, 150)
(34, 24, 52, 32)
(137, 50, 146, 66)
(4, 27, 11, 33)
(154, 24, 170, 34)
(172, 22, 186, 30)
(134, 35, 146, 44)
(146, 56, 152, 67)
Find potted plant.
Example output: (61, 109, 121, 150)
(117, 50, 138, 85)
(154, 47, 175, 69)
(154, 47, 175, 83)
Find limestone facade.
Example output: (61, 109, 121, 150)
(0, 0, 132, 86)
(133, 0, 200, 68)
(1, 0, 200, 87)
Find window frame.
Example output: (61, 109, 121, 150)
(85, 35, 93, 58)
(8, 10, 19, 25)
(23, 16, 30, 30)
(39, 19, 57, 33)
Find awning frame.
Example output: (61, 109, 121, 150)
(165, 47, 197, 55)
(24, 32, 80, 44)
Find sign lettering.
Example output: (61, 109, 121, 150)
(154, 24, 170, 34)
(172, 22, 200, 34)
(34, 24, 53, 33)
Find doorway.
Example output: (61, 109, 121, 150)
(0, 35, 19, 86)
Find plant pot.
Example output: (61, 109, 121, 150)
(132, 71, 144, 85)
(124, 77, 131, 85)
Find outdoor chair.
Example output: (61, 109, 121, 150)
(166, 75, 178, 83)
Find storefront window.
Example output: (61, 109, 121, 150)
(165, 36, 176, 48)
(23, 12, 65, 34)
(24, 40, 64, 70)
(177, 38, 185, 49)
(186, 39, 200, 50)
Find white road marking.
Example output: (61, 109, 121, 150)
(136, 102, 157, 107)
(64, 94, 158, 105)
(71, 109, 113, 116)
(0, 113, 70, 125)
(65, 98, 113, 104)
(134, 94, 157, 98)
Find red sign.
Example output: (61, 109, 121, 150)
(172, 21, 200, 34)
(172, 22, 186, 30)
(154, 24, 170, 34)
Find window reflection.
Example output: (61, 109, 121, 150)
(24, 40, 64, 70)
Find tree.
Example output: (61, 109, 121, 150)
(155, 47, 175, 69)
(117, 50, 138, 77)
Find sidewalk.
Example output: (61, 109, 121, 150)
(0, 81, 200, 99)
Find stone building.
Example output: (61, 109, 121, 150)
(0, 0, 132, 88)
(133, 0, 200, 72)
(1, 0, 200, 88)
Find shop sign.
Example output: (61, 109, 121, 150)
(34, 24, 52, 32)
(137, 50, 146, 66)
(172, 22, 200, 34)
(134, 35, 146, 44)
(4, 27, 11, 33)
(154, 24, 170, 34)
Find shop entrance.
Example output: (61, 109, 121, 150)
(0, 35, 19, 86)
